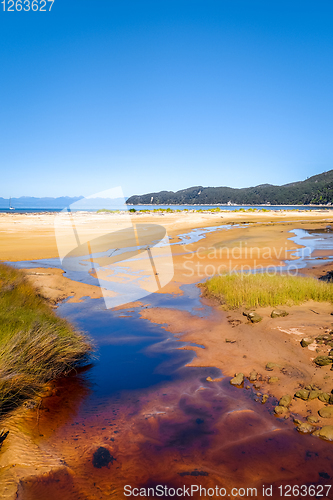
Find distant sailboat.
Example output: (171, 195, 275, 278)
(9, 197, 15, 210)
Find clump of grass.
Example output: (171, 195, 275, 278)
(97, 209, 122, 213)
(201, 273, 333, 309)
(0, 263, 93, 415)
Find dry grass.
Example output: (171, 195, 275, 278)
(201, 273, 333, 309)
(0, 263, 93, 415)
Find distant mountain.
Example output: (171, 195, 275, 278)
(0, 196, 128, 209)
(0, 196, 84, 209)
(126, 170, 333, 206)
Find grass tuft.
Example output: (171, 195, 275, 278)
(201, 273, 333, 309)
(0, 263, 93, 415)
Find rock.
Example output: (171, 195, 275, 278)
(329, 350, 333, 356)
(206, 376, 213, 382)
(313, 426, 333, 441)
(271, 309, 289, 318)
(230, 373, 244, 386)
(225, 339, 236, 343)
(307, 415, 319, 423)
(266, 362, 282, 371)
(293, 418, 302, 424)
(274, 406, 288, 416)
(316, 334, 333, 341)
(306, 384, 320, 390)
(262, 394, 269, 403)
(297, 422, 316, 434)
(268, 377, 279, 384)
(314, 356, 333, 366)
(279, 395, 292, 408)
(319, 407, 333, 418)
(318, 392, 331, 403)
(295, 389, 310, 401)
(308, 390, 321, 400)
(320, 271, 333, 283)
(92, 447, 115, 468)
(249, 371, 258, 381)
(247, 312, 262, 323)
(301, 338, 314, 347)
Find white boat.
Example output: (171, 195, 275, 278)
(9, 197, 15, 210)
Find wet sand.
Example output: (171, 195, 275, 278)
(140, 300, 333, 426)
(1, 210, 333, 301)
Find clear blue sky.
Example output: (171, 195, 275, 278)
(1, 0, 333, 198)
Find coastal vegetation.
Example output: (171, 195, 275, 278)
(127, 170, 333, 206)
(97, 208, 121, 213)
(201, 273, 333, 309)
(0, 263, 93, 415)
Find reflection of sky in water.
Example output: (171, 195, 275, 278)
(8, 224, 235, 282)
(55, 284, 215, 397)
(251, 229, 333, 274)
(169, 224, 235, 245)
(286, 229, 333, 268)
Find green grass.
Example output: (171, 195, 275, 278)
(201, 273, 333, 309)
(0, 263, 93, 415)
(96, 209, 122, 213)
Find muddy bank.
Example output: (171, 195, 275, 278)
(139, 298, 333, 433)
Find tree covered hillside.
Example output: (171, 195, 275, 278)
(127, 170, 333, 206)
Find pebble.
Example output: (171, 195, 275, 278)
(313, 425, 333, 441)
(295, 389, 310, 401)
(279, 395, 292, 408)
(297, 422, 316, 434)
(319, 407, 333, 418)
(262, 394, 269, 404)
(274, 406, 288, 416)
(230, 373, 244, 386)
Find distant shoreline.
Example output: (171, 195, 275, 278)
(125, 203, 333, 207)
(1, 203, 333, 215)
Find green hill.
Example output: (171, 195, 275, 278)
(126, 170, 333, 206)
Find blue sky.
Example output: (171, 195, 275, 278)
(1, 0, 333, 198)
